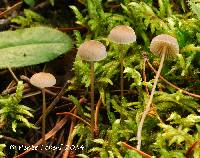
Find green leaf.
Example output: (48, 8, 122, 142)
(0, 27, 72, 68)
(125, 150, 142, 158)
(77, 154, 90, 158)
(12, 121, 17, 132)
(93, 139, 106, 145)
(0, 144, 6, 157)
(24, 0, 35, 7)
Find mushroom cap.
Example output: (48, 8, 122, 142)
(108, 25, 136, 44)
(30, 72, 56, 88)
(150, 34, 179, 59)
(77, 40, 107, 61)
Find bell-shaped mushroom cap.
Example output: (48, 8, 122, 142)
(150, 34, 179, 59)
(77, 40, 107, 61)
(108, 25, 136, 44)
(30, 72, 56, 88)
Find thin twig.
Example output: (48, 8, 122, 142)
(35, 80, 70, 125)
(14, 116, 70, 158)
(121, 142, 152, 158)
(57, 112, 91, 127)
(0, 1, 22, 18)
(1, 136, 51, 157)
(8, 67, 19, 82)
(58, 26, 87, 32)
(145, 55, 200, 99)
(2, 83, 29, 95)
(62, 109, 77, 158)
(185, 139, 200, 158)
(94, 98, 102, 137)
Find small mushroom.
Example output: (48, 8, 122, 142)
(108, 25, 136, 97)
(77, 40, 107, 135)
(30, 72, 56, 144)
(137, 34, 179, 150)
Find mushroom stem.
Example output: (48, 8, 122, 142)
(120, 44, 124, 98)
(42, 88, 46, 145)
(137, 49, 166, 150)
(90, 61, 95, 134)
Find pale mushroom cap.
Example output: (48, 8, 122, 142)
(77, 40, 107, 61)
(30, 72, 56, 88)
(150, 34, 179, 59)
(108, 25, 136, 44)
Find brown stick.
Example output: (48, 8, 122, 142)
(14, 116, 69, 158)
(94, 98, 102, 137)
(1, 136, 51, 157)
(62, 109, 77, 158)
(35, 80, 70, 126)
(58, 26, 87, 32)
(0, 1, 22, 18)
(145, 56, 200, 99)
(57, 112, 91, 127)
(8, 67, 19, 82)
(122, 142, 152, 158)
(185, 139, 200, 158)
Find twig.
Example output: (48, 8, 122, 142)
(0, 1, 22, 18)
(58, 26, 87, 32)
(1, 136, 51, 157)
(57, 112, 91, 127)
(14, 116, 69, 158)
(35, 80, 70, 125)
(8, 67, 19, 82)
(185, 139, 200, 158)
(1, 136, 29, 145)
(94, 98, 102, 137)
(62, 109, 77, 158)
(144, 55, 200, 99)
(51, 128, 65, 158)
(121, 142, 152, 158)
(5, 80, 16, 91)
(2, 83, 29, 95)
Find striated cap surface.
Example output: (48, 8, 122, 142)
(30, 72, 56, 88)
(77, 40, 107, 61)
(108, 25, 136, 44)
(150, 34, 179, 59)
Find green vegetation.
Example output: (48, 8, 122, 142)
(0, 0, 199, 157)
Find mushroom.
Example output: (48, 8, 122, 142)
(108, 25, 136, 97)
(137, 34, 179, 149)
(30, 72, 56, 144)
(77, 40, 107, 134)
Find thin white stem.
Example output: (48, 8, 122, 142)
(136, 50, 166, 150)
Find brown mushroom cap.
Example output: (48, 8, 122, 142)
(30, 72, 56, 88)
(150, 34, 179, 59)
(108, 25, 136, 44)
(77, 40, 107, 61)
